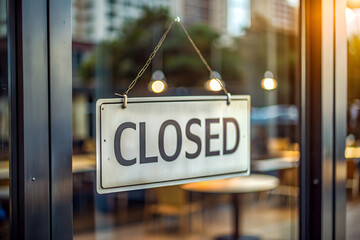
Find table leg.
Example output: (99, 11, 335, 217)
(216, 194, 259, 240)
(233, 193, 241, 240)
(232, 194, 259, 240)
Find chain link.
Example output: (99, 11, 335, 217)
(178, 22, 228, 95)
(118, 21, 175, 96)
(116, 19, 229, 97)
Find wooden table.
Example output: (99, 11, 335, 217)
(72, 154, 96, 173)
(251, 151, 299, 172)
(182, 174, 279, 240)
(0, 154, 96, 181)
(0, 161, 9, 180)
(345, 147, 360, 159)
(0, 154, 96, 199)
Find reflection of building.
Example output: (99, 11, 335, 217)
(184, 0, 297, 36)
(71, 0, 299, 42)
(252, 0, 298, 33)
(0, 0, 6, 37)
(182, 0, 210, 25)
(72, 0, 94, 41)
(72, 0, 253, 41)
(209, 0, 227, 34)
(0, 0, 7, 144)
(72, 0, 175, 42)
(183, 0, 250, 36)
(72, 42, 95, 84)
(225, 0, 251, 36)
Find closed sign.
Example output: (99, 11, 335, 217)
(96, 96, 250, 193)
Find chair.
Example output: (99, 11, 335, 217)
(263, 167, 299, 206)
(347, 159, 359, 198)
(144, 185, 202, 234)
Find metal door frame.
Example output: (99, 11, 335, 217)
(8, 0, 72, 239)
(7, 0, 348, 239)
(300, 0, 347, 239)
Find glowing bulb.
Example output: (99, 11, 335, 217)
(151, 80, 166, 93)
(206, 79, 222, 91)
(261, 78, 277, 90)
(346, 8, 356, 23)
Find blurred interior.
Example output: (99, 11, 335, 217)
(71, 0, 300, 239)
(0, 0, 357, 239)
(0, 0, 9, 238)
(346, 1, 360, 239)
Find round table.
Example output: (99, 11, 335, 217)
(182, 174, 279, 240)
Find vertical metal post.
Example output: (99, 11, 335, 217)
(301, 1, 324, 238)
(9, 0, 73, 239)
(48, 0, 73, 239)
(10, 0, 51, 239)
(334, 0, 347, 239)
(301, 0, 347, 239)
(321, 1, 335, 240)
(299, 0, 306, 237)
(8, 0, 19, 238)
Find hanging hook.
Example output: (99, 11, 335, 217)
(115, 93, 128, 108)
(122, 94, 128, 108)
(226, 93, 231, 105)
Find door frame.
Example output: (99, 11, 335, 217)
(7, 0, 348, 239)
(300, 0, 347, 239)
(8, 0, 72, 239)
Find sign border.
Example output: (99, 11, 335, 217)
(96, 95, 251, 194)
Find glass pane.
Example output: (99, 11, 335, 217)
(72, 0, 300, 239)
(346, 2, 360, 239)
(0, 0, 9, 238)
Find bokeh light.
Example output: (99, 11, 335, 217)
(205, 79, 223, 91)
(150, 80, 166, 93)
(261, 77, 278, 90)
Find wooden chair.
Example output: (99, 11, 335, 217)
(263, 167, 298, 206)
(144, 185, 202, 234)
(347, 159, 359, 198)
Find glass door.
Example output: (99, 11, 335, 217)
(1, 0, 350, 238)
(345, 1, 360, 239)
(71, 1, 300, 239)
(0, 0, 9, 238)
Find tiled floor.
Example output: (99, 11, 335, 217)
(347, 197, 360, 240)
(74, 193, 360, 240)
(74, 195, 298, 240)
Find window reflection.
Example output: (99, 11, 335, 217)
(0, 0, 9, 238)
(72, 1, 300, 239)
(346, 2, 360, 239)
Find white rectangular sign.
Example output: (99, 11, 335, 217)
(96, 95, 250, 193)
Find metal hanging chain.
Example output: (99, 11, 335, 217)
(116, 17, 229, 97)
(178, 21, 228, 95)
(116, 21, 175, 97)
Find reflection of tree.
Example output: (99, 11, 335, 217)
(238, 15, 299, 106)
(78, 7, 298, 104)
(78, 7, 243, 93)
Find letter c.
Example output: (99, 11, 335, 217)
(114, 122, 136, 166)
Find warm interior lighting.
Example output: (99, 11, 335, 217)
(261, 77, 278, 90)
(347, 0, 360, 9)
(346, 7, 356, 23)
(205, 79, 222, 91)
(150, 80, 166, 93)
(345, 147, 360, 158)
